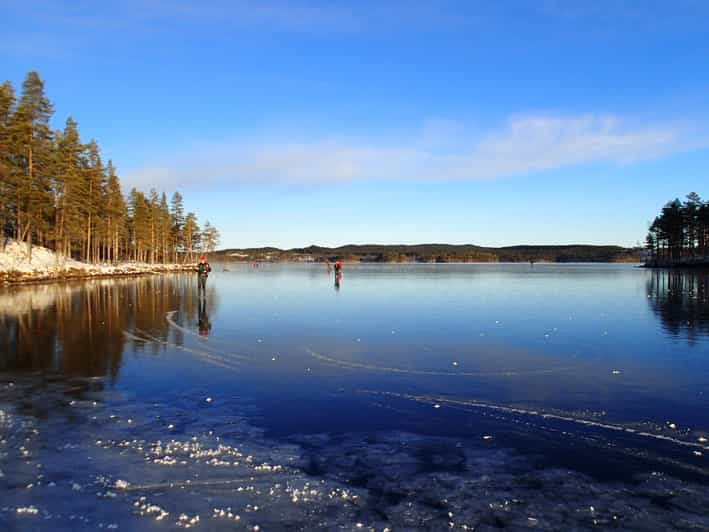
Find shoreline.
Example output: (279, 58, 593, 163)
(0, 239, 202, 286)
(2, 261, 647, 285)
(224, 258, 642, 264)
(1, 263, 195, 286)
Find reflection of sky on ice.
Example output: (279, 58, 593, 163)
(1, 265, 709, 529)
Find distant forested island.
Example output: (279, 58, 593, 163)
(216, 244, 641, 264)
(645, 192, 709, 267)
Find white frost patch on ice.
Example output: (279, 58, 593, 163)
(135, 499, 170, 521)
(175, 513, 201, 528)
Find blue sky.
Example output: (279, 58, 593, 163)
(3, 0, 709, 249)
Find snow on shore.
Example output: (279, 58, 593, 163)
(0, 240, 193, 284)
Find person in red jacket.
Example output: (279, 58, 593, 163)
(196, 255, 212, 296)
(334, 260, 343, 289)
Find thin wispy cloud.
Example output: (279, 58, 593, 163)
(456, 114, 682, 179)
(537, 0, 708, 32)
(2, 0, 467, 52)
(5, 0, 706, 65)
(124, 113, 700, 190)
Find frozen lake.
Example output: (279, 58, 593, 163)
(1, 263, 708, 530)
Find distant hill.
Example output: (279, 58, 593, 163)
(214, 243, 641, 263)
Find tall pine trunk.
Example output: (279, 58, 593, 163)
(26, 135, 33, 262)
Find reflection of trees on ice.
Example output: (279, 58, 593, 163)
(0, 279, 129, 380)
(0, 275, 222, 381)
(646, 269, 709, 341)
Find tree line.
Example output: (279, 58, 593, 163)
(217, 243, 640, 263)
(646, 193, 709, 264)
(0, 71, 219, 263)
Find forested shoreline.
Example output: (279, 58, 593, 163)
(645, 193, 709, 267)
(216, 243, 641, 263)
(0, 71, 218, 265)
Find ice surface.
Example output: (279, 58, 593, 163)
(288, 431, 709, 531)
(305, 347, 579, 377)
(3, 265, 709, 530)
(2, 376, 709, 531)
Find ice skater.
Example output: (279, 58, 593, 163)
(196, 255, 212, 297)
(334, 260, 342, 290)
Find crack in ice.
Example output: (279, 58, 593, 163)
(305, 348, 580, 377)
(165, 310, 253, 361)
(123, 330, 241, 372)
(363, 391, 709, 454)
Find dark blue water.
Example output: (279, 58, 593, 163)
(1, 264, 708, 530)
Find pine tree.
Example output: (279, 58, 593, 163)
(147, 188, 160, 264)
(53, 117, 85, 259)
(684, 192, 702, 257)
(104, 161, 126, 263)
(128, 188, 150, 262)
(699, 201, 709, 259)
(183, 212, 200, 262)
(82, 140, 105, 262)
(158, 192, 170, 263)
(202, 220, 220, 255)
(10, 71, 54, 260)
(0, 81, 15, 241)
(170, 191, 185, 262)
